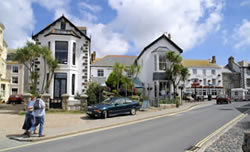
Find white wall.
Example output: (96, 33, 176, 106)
(137, 37, 181, 100)
(35, 20, 90, 99)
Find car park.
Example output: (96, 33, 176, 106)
(87, 97, 140, 118)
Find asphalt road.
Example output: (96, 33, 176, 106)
(3, 102, 250, 152)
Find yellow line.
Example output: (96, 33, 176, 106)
(186, 109, 250, 152)
(0, 104, 199, 152)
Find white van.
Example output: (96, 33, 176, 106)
(231, 88, 250, 101)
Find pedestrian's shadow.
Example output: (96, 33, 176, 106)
(6, 134, 38, 142)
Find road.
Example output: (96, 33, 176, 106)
(2, 102, 250, 152)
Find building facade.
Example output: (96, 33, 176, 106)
(135, 33, 183, 103)
(90, 53, 137, 85)
(223, 56, 250, 95)
(31, 15, 91, 108)
(6, 49, 24, 95)
(0, 23, 10, 102)
(182, 57, 223, 99)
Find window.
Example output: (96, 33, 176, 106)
(55, 41, 68, 64)
(48, 41, 51, 50)
(247, 79, 250, 87)
(203, 90, 207, 96)
(159, 54, 167, 70)
(203, 69, 206, 75)
(12, 77, 18, 84)
(1, 84, 5, 97)
(72, 42, 76, 65)
(154, 54, 157, 71)
(61, 22, 66, 30)
(212, 79, 216, 85)
(211, 69, 216, 75)
(247, 69, 250, 75)
(203, 78, 207, 85)
(192, 69, 197, 74)
(212, 90, 217, 96)
(72, 74, 75, 95)
(97, 69, 104, 77)
(235, 91, 238, 96)
(12, 66, 18, 73)
(12, 88, 18, 95)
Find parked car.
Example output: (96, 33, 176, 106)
(87, 97, 140, 118)
(216, 95, 231, 104)
(7, 95, 24, 104)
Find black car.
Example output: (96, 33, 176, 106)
(87, 97, 140, 118)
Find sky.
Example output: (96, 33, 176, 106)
(0, 0, 250, 66)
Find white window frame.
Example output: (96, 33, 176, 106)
(12, 76, 18, 84)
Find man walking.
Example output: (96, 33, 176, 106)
(28, 95, 45, 137)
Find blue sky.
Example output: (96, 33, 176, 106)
(1, 0, 250, 66)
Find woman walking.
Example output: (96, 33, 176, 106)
(22, 96, 36, 135)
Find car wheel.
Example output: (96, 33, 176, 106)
(103, 110, 108, 119)
(130, 108, 136, 115)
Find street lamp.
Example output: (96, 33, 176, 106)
(208, 80, 212, 101)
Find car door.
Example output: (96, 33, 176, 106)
(123, 98, 134, 112)
(112, 98, 126, 114)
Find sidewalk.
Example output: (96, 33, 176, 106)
(0, 101, 215, 142)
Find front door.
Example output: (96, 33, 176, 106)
(51, 73, 67, 108)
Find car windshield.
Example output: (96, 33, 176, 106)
(218, 95, 226, 98)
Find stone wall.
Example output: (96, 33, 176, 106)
(223, 72, 241, 97)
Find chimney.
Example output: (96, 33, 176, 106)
(211, 56, 216, 63)
(91, 51, 96, 63)
(228, 56, 234, 70)
(168, 33, 171, 40)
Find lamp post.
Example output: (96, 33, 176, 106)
(208, 80, 212, 101)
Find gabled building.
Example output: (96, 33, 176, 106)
(32, 15, 91, 108)
(135, 33, 183, 103)
(90, 52, 137, 85)
(0, 23, 10, 102)
(182, 57, 223, 99)
(223, 56, 250, 96)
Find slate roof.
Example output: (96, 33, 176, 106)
(32, 15, 90, 40)
(136, 33, 183, 61)
(91, 55, 137, 67)
(182, 59, 221, 68)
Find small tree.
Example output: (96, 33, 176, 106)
(165, 51, 189, 100)
(86, 82, 104, 105)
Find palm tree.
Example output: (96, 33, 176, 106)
(129, 64, 141, 80)
(165, 51, 189, 99)
(13, 41, 58, 95)
(112, 62, 125, 91)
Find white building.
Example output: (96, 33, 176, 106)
(32, 15, 91, 108)
(135, 33, 183, 103)
(90, 53, 136, 85)
(182, 57, 223, 99)
(6, 49, 24, 95)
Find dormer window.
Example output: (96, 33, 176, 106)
(61, 22, 66, 30)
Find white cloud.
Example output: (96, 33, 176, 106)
(240, 0, 250, 6)
(108, 0, 224, 52)
(78, 2, 102, 13)
(0, 0, 34, 48)
(0, 0, 225, 57)
(233, 19, 250, 48)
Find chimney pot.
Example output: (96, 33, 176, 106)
(168, 33, 171, 40)
(211, 56, 216, 63)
